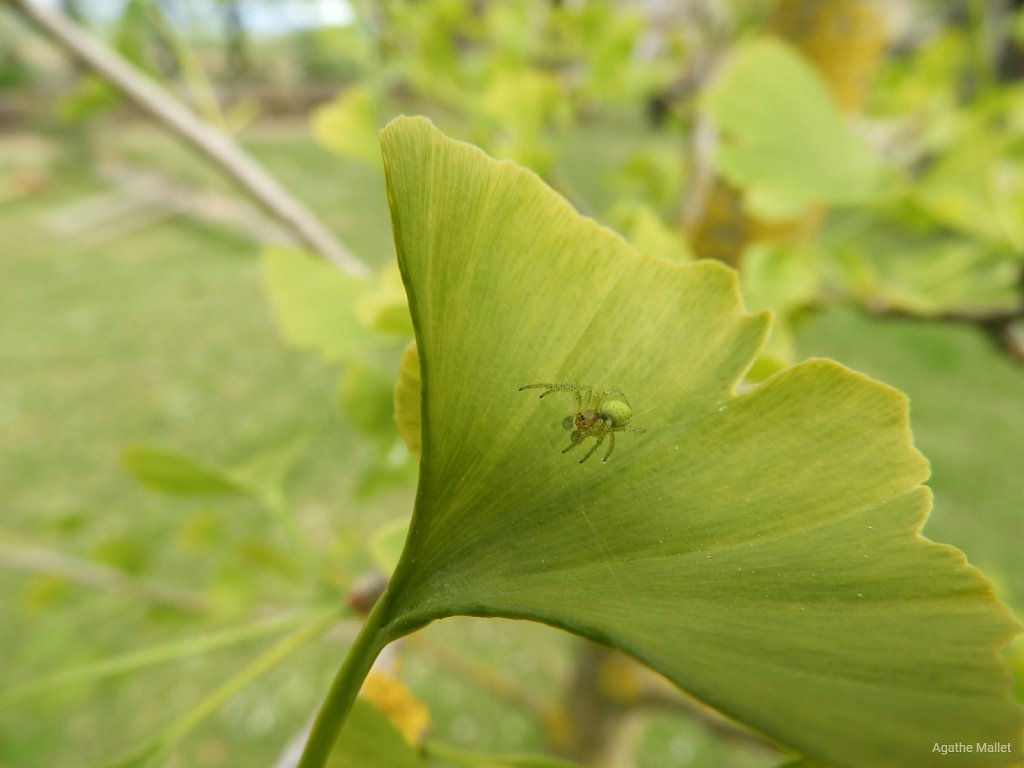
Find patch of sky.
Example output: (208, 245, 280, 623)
(30, 0, 355, 34)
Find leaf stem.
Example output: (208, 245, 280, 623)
(0, 538, 209, 614)
(153, 609, 340, 753)
(95, 606, 341, 768)
(296, 592, 394, 768)
(0, 609, 315, 709)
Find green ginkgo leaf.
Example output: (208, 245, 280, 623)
(703, 39, 882, 220)
(394, 341, 422, 456)
(121, 437, 307, 509)
(326, 699, 424, 768)
(261, 246, 371, 362)
(301, 117, 1022, 768)
(312, 85, 383, 168)
(120, 444, 241, 496)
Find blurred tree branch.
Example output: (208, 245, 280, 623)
(0, 539, 210, 614)
(553, 642, 777, 766)
(7, 0, 371, 278)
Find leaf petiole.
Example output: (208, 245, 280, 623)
(296, 591, 396, 768)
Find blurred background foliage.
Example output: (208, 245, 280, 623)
(1, 0, 1022, 766)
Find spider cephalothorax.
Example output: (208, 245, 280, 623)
(520, 383, 647, 463)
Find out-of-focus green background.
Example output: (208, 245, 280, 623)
(1, 1, 1022, 766)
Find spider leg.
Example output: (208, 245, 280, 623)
(519, 382, 558, 395)
(579, 426, 606, 463)
(562, 431, 584, 453)
(519, 382, 588, 411)
(519, 382, 578, 395)
(520, 382, 593, 411)
(602, 431, 616, 462)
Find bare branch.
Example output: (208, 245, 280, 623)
(8, 0, 372, 278)
(0, 540, 210, 614)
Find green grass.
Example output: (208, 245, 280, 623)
(0, 126, 408, 766)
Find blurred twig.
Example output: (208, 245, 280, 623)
(140, 0, 231, 131)
(8, 0, 371, 278)
(46, 163, 292, 248)
(0, 539, 210, 614)
(406, 632, 549, 723)
(556, 642, 778, 765)
(100, 607, 341, 768)
(0, 609, 319, 709)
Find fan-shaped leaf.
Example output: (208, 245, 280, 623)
(261, 246, 371, 362)
(120, 445, 241, 496)
(326, 698, 424, 768)
(703, 39, 882, 220)
(360, 117, 1022, 768)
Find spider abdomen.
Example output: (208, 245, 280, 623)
(599, 400, 632, 427)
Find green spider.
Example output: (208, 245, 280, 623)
(519, 382, 647, 463)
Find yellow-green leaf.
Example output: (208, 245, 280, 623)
(373, 117, 1022, 768)
(703, 39, 882, 220)
(312, 86, 383, 168)
(120, 445, 241, 496)
(327, 698, 424, 768)
(393, 341, 422, 456)
(261, 246, 370, 362)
